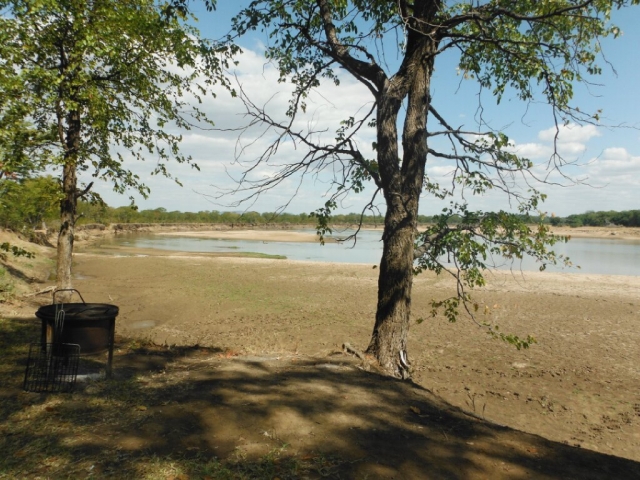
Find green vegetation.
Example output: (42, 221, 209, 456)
(0, 176, 59, 232)
(1, 183, 638, 230)
(73, 203, 640, 230)
(75, 203, 387, 226)
(0, 0, 231, 292)
(0, 242, 34, 260)
(558, 210, 640, 228)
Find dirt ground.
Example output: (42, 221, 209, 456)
(1, 228, 640, 478)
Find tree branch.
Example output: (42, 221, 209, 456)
(315, 0, 388, 95)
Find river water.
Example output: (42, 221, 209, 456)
(104, 229, 640, 276)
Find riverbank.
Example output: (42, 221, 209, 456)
(550, 225, 640, 240)
(157, 229, 328, 243)
(2, 228, 640, 477)
(66, 250, 640, 462)
(71, 222, 640, 243)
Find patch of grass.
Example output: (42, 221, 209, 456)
(0, 266, 15, 301)
(135, 449, 346, 480)
(0, 318, 353, 479)
(234, 252, 287, 260)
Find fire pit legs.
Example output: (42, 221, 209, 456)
(106, 318, 115, 378)
(37, 289, 119, 379)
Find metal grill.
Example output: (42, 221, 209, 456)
(23, 342, 80, 393)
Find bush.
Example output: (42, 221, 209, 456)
(0, 266, 14, 302)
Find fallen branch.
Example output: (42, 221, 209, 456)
(23, 286, 55, 298)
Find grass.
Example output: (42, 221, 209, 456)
(0, 316, 344, 479)
(0, 266, 15, 302)
(228, 252, 286, 260)
(133, 449, 344, 480)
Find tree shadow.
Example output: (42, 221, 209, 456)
(0, 261, 42, 284)
(1, 316, 639, 479)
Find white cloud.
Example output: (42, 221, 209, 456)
(505, 123, 602, 163)
(506, 142, 553, 160)
(426, 165, 456, 178)
(538, 123, 601, 144)
(585, 147, 640, 181)
(79, 47, 378, 213)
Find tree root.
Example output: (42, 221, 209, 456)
(342, 342, 366, 361)
(342, 342, 387, 374)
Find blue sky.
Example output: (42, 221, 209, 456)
(87, 2, 640, 217)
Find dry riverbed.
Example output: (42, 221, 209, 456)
(1, 227, 639, 478)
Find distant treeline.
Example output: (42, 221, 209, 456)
(75, 202, 640, 228)
(71, 202, 552, 226)
(0, 176, 638, 231)
(554, 210, 640, 228)
(74, 202, 388, 226)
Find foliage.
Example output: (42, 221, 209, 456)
(59, 201, 640, 232)
(0, 0, 234, 289)
(217, 0, 639, 375)
(0, 0, 231, 201)
(74, 202, 383, 226)
(0, 242, 35, 260)
(562, 210, 640, 227)
(0, 176, 60, 231)
(0, 119, 48, 181)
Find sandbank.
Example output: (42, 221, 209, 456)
(157, 229, 328, 243)
(550, 225, 640, 241)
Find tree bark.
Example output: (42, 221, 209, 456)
(56, 109, 80, 297)
(367, 206, 417, 378)
(366, 16, 436, 378)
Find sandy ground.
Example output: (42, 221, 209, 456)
(66, 238, 640, 461)
(549, 226, 640, 240)
(2, 227, 640, 478)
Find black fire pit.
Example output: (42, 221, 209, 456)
(35, 289, 119, 378)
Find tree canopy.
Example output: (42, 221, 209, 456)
(221, 0, 639, 377)
(0, 0, 231, 290)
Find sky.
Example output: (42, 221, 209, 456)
(86, 2, 640, 217)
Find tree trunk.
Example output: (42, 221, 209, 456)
(56, 109, 80, 297)
(366, 28, 435, 378)
(367, 207, 417, 378)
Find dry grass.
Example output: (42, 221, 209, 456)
(0, 317, 348, 479)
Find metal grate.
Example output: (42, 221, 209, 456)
(23, 343, 80, 393)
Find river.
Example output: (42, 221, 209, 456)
(100, 229, 640, 276)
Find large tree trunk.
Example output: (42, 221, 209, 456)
(366, 27, 435, 378)
(56, 109, 80, 297)
(367, 207, 417, 378)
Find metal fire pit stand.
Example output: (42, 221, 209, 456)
(40, 289, 117, 379)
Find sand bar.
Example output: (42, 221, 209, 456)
(157, 229, 328, 243)
(550, 225, 640, 240)
(156, 226, 640, 242)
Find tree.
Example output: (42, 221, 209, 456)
(0, 0, 231, 293)
(0, 175, 60, 231)
(221, 0, 638, 377)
